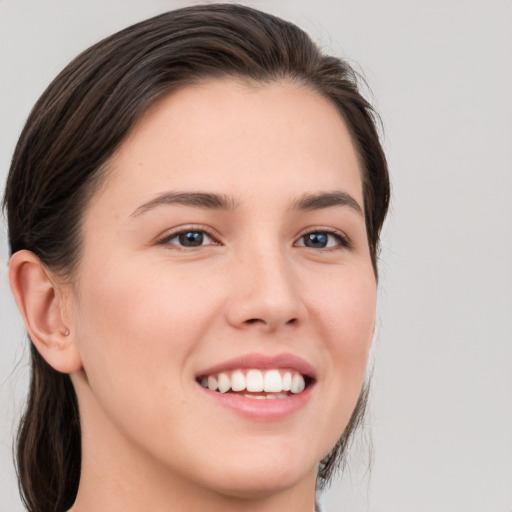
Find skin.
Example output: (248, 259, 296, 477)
(10, 79, 376, 512)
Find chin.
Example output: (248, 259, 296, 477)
(198, 454, 318, 500)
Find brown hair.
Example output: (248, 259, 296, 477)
(3, 4, 389, 511)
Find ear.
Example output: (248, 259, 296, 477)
(8, 250, 83, 374)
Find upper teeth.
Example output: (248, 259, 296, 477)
(200, 369, 306, 394)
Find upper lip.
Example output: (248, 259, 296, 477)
(196, 352, 316, 379)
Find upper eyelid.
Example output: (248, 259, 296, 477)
(157, 225, 220, 245)
(295, 226, 350, 243)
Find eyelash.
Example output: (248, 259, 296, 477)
(295, 228, 351, 252)
(157, 225, 219, 250)
(158, 226, 351, 251)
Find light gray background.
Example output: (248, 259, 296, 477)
(1, 1, 511, 511)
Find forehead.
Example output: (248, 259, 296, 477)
(88, 79, 363, 216)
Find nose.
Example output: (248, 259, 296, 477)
(225, 246, 306, 333)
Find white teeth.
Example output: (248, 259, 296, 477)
(231, 370, 246, 391)
(263, 369, 283, 392)
(200, 369, 309, 395)
(217, 372, 230, 393)
(246, 370, 264, 392)
(207, 375, 218, 391)
(282, 371, 292, 391)
(291, 373, 305, 394)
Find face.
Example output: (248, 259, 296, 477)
(69, 80, 376, 499)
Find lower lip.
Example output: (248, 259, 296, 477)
(197, 383, 314, 420)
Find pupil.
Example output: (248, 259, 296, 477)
(305, 233, 327, 248)
(179, 231, 203, 246)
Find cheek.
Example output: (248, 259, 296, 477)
(72, 260, 223, 407)
(312, 264, 375, 335)
(311, 267, 376, 394)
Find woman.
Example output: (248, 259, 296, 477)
(4, 4, 389, 512)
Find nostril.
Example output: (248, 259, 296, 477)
(245, 318, 266, 325)
(244, 317, 298, 327)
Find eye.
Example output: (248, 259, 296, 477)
(295, 230, 348, 250)
(160, 229, 217, 248)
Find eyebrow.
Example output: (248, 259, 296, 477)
(130, 191, 239, 217)
(292, 191, 363, 216)
(130, 190, 363, 218)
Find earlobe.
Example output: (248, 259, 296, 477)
(8, 250, 83, 374)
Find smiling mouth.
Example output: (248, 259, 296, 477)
(196, 369, 313, 399)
